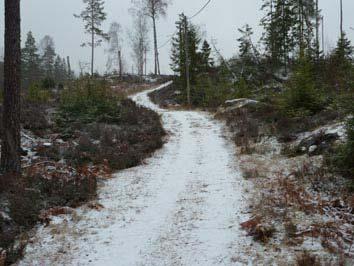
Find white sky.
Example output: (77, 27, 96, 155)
(0, 0, 354, 74)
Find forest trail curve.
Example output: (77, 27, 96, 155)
(18, 82, 251, 266)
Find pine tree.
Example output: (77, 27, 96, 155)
(41, 36, 56, 79)
(200, 40, 214, 73)
(22, 31, 41, 89)
(236, 24, 261, 84)
(75, 0, 108, 76)
(237, 24, 254, 59)
(335, 33, 353, 62)
(331, 33, 353, 91)
(171, 14, 201, 86)
(54, 55, 67, 85)
(290, 0, 316, 56)
(261, 0, 294, 72)
(171, 14, 201, 104)
(1, 0, 21, 174)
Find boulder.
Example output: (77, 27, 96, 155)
(297, 131, 339, 156)
(224, 98, 259, 108)
(217, 98, 259, 115)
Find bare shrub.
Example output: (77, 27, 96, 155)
(295, 251, 321, 266)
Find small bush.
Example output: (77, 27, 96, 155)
(26, 82, 51, 104)
(234, 77, 252, 98)
(194, 77, 234, 108)
(41, 77, 56, 90)
(8, 187, 43, 228)
(57, 78, 121, 127)
(330, 117, 354, 184)
(282, 58, 324, 117)
(295, 251, 321, 266)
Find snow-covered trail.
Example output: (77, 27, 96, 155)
(19, 82, 251, 266)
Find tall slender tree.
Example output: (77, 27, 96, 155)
(1, 0, 21, 174)
(39, 35, 55, 56)
(130, 9, 150, 76)
(200, 40, 214, 73)
(75, 0, 108, 76)
(133, 0, 170, 75)
(41, 36, 56, 79)
(54, 55, 67, 85)
(315, 0, 320, 60)
(22, 31, 41, 89)
(290, 0, 316, 55)
(106, 22, 123, 74)
(171, 14, 201, 89)
(66, 56, 73, 79)
(340, 0, 343, 38)
(261, 0, 294, 72)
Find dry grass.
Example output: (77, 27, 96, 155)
(295, 251, 321, 266)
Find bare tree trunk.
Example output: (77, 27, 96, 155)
(91, 8, 95, 76)
(91, 34, 94, 76)
(144, 47, 147, 76)
(118, 50, 122, 77)
(315, 0, 320, 60)
(1, 0, 22, 174)
(152, 16, 160, 75)
(66, 56, 72, 78)
(340, 0, 343, 37)
(184, 16, 191, 107)
(321, 16, 325, 54)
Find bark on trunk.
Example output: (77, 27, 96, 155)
(1, 0, 22, 174)
(118, 50, 122, 77)
(91, 7, 94, 76)
(340, 0, 343, 38)
(315, 0, 320, 60)
(152, 16, 160, 75)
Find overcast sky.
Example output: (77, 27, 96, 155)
(1, 0, 354, 74)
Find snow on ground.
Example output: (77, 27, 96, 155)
(18, 82, 252, 266)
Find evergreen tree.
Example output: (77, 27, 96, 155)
(290, 0, 316, 56)
(21, 31, 41, 89)
(41, 36, 56, 79)
(261, 0, 318, 71)
(335, 33, 353, 62)
(75, 0, 108, 76)
(200, 40, 214, 73)
(261, 0, 294, 72)
(54, 55, 67, 85)
(236, 24, 259, 83)
(330, 33, 354, 91)
(62, 58, 68, 80)
(170, 14, 201, 87)
(286, 56, 323, 114)
(238, 24, 253, 59)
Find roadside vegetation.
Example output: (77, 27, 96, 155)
(0, 25, 166, 266)
(148, 0, 354, 263)
(0, 0, 353, 264)
(0, 75, 165, 264)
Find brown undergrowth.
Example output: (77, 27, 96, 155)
(217, 100, 353, 264)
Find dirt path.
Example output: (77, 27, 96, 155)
(18, 82, 251, 266)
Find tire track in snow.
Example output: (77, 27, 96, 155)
(18, 82, 251, 266)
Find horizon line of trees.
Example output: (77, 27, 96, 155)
(21, 32, 74, 90)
